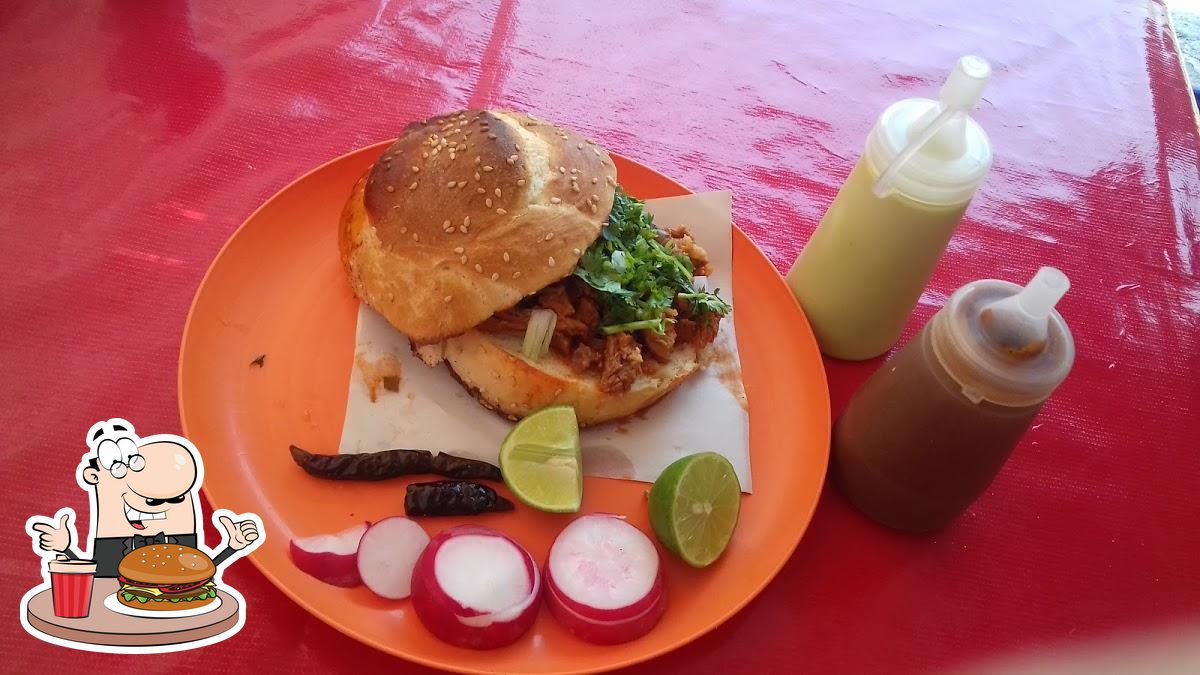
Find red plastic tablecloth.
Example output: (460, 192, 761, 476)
(3, 1, 1198, 672)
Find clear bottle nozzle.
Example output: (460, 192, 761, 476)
(940, 55, 991, 111)
(1014, 266, 1070, 319)
(872, 55, 992, 198)
(979, 266, 1070, 356)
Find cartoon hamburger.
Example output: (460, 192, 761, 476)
(117, 544, 218, 611)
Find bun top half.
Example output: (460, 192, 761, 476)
(340, 110, 617, 343)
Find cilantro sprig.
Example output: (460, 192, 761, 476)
(573, 188, 731, 335)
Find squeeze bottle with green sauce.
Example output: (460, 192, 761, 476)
(833, 267, 1076, 533)
(788, 55, 994, 360)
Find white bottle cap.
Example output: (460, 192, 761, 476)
(865, 56, 993, 205)
(931, 268, 1076, 407)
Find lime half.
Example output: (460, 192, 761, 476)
(500, 405, 582, 512)
(648, 452, 741, 567)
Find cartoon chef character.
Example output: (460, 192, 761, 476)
(28, 419, 261, 577)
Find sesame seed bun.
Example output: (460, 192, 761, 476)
(339, 110, 617, 343)
(442, 329, 701, 427)
(117, 544, 215, 586)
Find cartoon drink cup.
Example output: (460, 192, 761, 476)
(48, 555, 97, 618)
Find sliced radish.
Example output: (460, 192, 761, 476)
(356, 516, 430, 600)
(289, 522, 369, 587)
(410, 525, 541, 649)
(544, 514, 666, 644)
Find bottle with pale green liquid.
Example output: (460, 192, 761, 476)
(788, 55, 994, 360)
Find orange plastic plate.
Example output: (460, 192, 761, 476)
(178, 144, 830, 674)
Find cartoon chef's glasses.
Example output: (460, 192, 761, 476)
(95, 437, 144, 478)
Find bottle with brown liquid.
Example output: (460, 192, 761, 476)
(833, 267, 1075, 533)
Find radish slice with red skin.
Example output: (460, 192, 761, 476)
(410, 525, 541, 649)
(356, 516, 430, 600)
(544, 514, 667, 644)
(289, 522, 369, 587)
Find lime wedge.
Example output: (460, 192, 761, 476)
(648, 452, 741, 567)
(500, 406, 582, 513)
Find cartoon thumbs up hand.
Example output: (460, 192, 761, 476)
(217, 512, 261, 551)
(29, 512, 73, 554)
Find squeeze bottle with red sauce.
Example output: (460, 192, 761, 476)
(787, 55, 993, 360)
(832, 267, 1075, 533)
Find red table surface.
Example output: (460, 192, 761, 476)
(2, 1, 1198, 672)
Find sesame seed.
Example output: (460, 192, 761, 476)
(486, 198, 493, 208)
(606, 176, 616, 185)
(577, 143, 584, 149)
(386, 185, 395, 193)
(474, 156, 481, 164)
(474, 264, 483, 273)
(482, 165, 494, 172)
(463, 216, 471, 226)
(449, 152, 456, 160)
(491, 272, 499, 280)
(393, 205, 402, 209)
(446, 180, 456, 188)
(443, 220, 451, 229)
(422, 151, 428, 158)
(411, 166, 420, 173)
(513, 271, 523, 278)
(590, 203, 599, 213)
(503, 251, 510, 262)
(517, 179, 526, 186)
(508, 154, 518, 162)
(413, 233, 420, 241)
(410, 181, 420, 191)
(457, 180, 467, 188)
(444, 295, 453, 303)
(400, 227, 408, 233)
(488, 133, 497, 140)
(594, 149, 602, 157)
(558, 166, 566, 173)
(454, 246, 464, 254)
(474, 172, 481, 181)
(494, 188, 502, 197)
(573, 248, 581, 255)
(506, 157, 515, 165)
(476, 187, 486, 194)
(545, 232, 555, 241)
(548, 256, 556, 267)
(461, 255, 468, 264)
(496, 208, 507, 215)
(550, 197, 562, 204)
(571, 168, 579, 174)
(572, 184, 581, 193)
(590, 194, 599, 202)
(592, 177, 598, 184)
(460, 225, 469, 233)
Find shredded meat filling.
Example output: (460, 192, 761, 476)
(477, 226, 721, 393)
(665, 225, 712, 276)
(599, 333, 643, 394)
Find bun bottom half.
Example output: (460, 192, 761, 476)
(442, 330, 700, 427)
